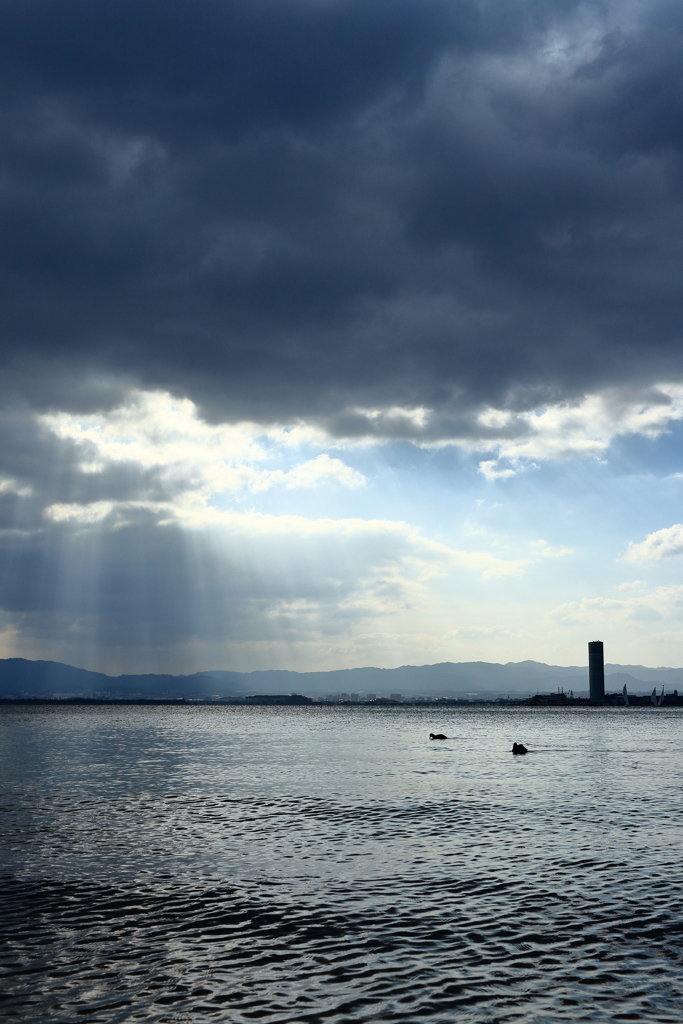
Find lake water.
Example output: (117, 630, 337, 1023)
(1, 704, 682, 1023)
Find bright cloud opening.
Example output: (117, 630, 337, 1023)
(40, 391, 366, 515)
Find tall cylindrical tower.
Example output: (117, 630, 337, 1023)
(588, 641, 605, 704)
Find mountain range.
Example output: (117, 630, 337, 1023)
(1, 658, 682, 699)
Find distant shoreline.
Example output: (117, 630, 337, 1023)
(2, 696, 682, 708)
(0, 697, 522, 706)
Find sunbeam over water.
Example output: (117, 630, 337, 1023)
(1, 704, 682, 1022)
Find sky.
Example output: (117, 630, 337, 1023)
(2, 0, 683, 675)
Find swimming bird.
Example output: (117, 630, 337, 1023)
(512, 742, 528, 754)
(430, 733, 447, 740)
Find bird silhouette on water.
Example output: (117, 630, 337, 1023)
(429, 733, 447, 740)
(512, 742, 528, 754)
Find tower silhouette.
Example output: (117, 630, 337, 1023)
(588, 641, 605, 704)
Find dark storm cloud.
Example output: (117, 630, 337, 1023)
(1, 0, 683, 432)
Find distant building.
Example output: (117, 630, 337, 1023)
(366, 693, 376, 700)
(351, 692, 360, 700)
(588, 641, 605, 703)
(526, 689, 570, 706)
(389, 693, 402, 700)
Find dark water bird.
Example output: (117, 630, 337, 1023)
(512, 742, 528, 754)
(430, 733, 447, 740)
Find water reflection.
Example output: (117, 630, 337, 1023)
(1, 705, 682, 1022)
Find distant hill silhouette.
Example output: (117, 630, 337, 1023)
(1, 657, 682, 699)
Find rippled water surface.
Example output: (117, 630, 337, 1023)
(1, 704, 682, 1023)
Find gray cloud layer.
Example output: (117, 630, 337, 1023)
(2, 0, 683, 668)
(1, 0, 682, 428)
